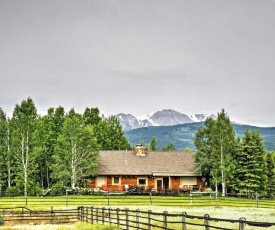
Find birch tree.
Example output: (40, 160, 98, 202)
(194, 109, 236, 195)
(52, 115, 100, 189)
(11, 98, 38, 200)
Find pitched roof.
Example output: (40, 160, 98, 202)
(97, 150, 200, 176)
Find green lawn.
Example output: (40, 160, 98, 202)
(1, 194, 275, 209)
(0, 194, 275, 229)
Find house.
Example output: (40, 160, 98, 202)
(88, 145, 206, 193)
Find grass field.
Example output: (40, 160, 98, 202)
(0, 194, 274, 229)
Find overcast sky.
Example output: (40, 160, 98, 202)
(1, 0, 275, 127)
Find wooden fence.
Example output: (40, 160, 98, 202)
(78, 206, 275, 230)
(1, 206, 275, 229)
(0, 207, 79, 226)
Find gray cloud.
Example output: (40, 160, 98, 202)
(1, 0, 275, 127)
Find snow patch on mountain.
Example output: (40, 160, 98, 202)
(116, 109, 217, 131)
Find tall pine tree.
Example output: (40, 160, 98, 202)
(234, 130, 267, 196)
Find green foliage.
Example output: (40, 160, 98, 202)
(5, 186, 21, 197)
(149, 137, 157, 151)
(193, 118, 215, 176)
(266, 152, 275, 198)
(11, 97, 38, 199)
(0, 98, 132, 197)
(194, 109, 237, 194)
(83, 107, 101, 125)
(233, 130, 267, 196)
(52, 115, 100, 188)
(94, 116, 131, 150)
(162, 141, 176, 151)
(184, 147, 192, 152)
(50, 182, 67, 196)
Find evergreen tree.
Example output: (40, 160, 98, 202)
(234, 130, 267, 196)
(162, 142, 176, 151)
(266, 151, 275, 198)
(149, 137, 157, 151)
(0, 108, 8, 192)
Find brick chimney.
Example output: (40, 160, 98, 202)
(134, 144, 147, 156)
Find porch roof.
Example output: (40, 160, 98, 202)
(96, 150, 201, 177)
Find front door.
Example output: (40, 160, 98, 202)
(163, 177, 169, 192)
(157, 179, 162, 192)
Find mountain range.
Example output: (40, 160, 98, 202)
(116, 109, 216, 131)
(115, 109, 275, 151)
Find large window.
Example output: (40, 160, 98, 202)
(138, 178, 146, 185)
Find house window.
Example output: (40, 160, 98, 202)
(113, 176, 120, 185)
(138, 178, 146, 185)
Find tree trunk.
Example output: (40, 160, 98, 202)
(6, 128, 11, 188)
(221, 145, 225, 196)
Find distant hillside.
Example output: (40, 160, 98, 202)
(125, 122, 275, 151)
(116, 109, 216, 131)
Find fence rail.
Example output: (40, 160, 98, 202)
(0, 207, 79, 226)
(78, 206, 275, 230)
(1, 206, 275, 229)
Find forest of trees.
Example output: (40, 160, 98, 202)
(194, 109, 275, 197)
(0, 97, 131, 197)
(1, 99, 274, 198)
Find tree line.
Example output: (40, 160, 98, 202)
(0, 97, 131, 197)
(194, 109, 275, 198)
(1, 99, 274, 198)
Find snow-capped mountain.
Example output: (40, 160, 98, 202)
(116, 109, 216, 131)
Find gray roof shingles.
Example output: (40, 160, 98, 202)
(97, 150, 200, 176)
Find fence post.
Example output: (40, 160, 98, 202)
(136, 209, 140, 229)
(148, 210, 152, 230)
(21, 207, 24, 223)
(163, 211, 168, 230)
(96, 207, 99, 223)
(77, 206, 80, 221)
(81, 206, 84, 222)
(204, 214, 210, 230)
(102, 207, 105, 224)
(66, 190, 68, 206)
(125, 208, 129, 230)
(51, 206, 54, 224)
(86, 206, 88, 223)
(91, 206, 94, 224)
(108, 207, 111, 225)
(116, 208, 120, 227)
(182, 212, 187, 230)
(239, 217, 246, 230)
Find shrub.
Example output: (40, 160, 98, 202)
(50, 182, 67, 196)
(5, 186, 20, 197)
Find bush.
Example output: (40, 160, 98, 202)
(28, 183, 43, 196)
(50, 182, 67, 196)
(5, 187, 21, 197)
